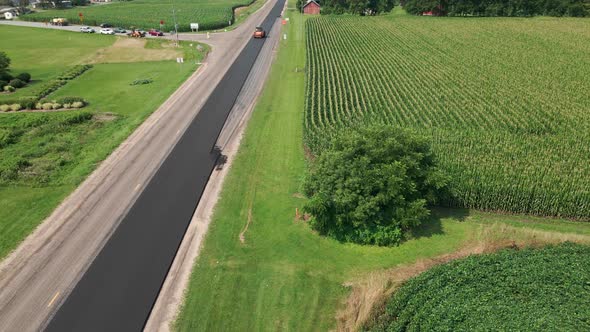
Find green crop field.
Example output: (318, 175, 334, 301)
(305, 14, 590, 219)
(369, 243, 590, 331)
(22, 0, 254, 32)
(0, 26, 204, 259)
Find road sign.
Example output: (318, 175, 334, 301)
(282, 19, 286, 25)
(160, 20, 164, 25)
(78, 12, 83, 17)
(190, 23, 199, 32)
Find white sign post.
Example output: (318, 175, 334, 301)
(190, 23, 199, 32)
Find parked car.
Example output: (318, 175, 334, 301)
(148, 29, 164, 36)
(100, 28, 115, 35)
(113, 27, 127, 34)
(80, 26, 95, 33)
(99, 23, 113, 28)
(253, 26, 265, 38)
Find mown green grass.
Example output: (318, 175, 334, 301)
(0, 27, 201, 259)
(176, 8, 590, 331)
(22, 0, 254, 32)
(0, 26, 113, 101)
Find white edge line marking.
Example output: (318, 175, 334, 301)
(47, 291, 60, 308)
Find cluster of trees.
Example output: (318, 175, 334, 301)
(303, 127, 448, 246)
(297, 0, 396, 15)
(404, 0, 590, 17)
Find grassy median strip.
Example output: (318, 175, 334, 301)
(175, 7, 590, 331)
(0, 26, 204, 259)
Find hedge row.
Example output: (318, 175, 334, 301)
(0, 97, 87, 112)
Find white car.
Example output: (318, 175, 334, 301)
(100, 28, 115, 35)
(80, 26, 95, 33)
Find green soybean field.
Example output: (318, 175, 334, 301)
(368, 243, 590, 331)
(23, 0, 250, 32)
(305, 14, 590, 219)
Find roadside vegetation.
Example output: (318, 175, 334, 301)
(22, 0, 256, 32)
(303, 127, 448, 246)
(0, 26, 205, 259)
(305, 14, 590, 219)
(176, 7, 590, 331)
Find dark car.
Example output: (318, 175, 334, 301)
(148, 29, 164, 36)
(113, 27, 127, 33)
(100, 23, 113, 28)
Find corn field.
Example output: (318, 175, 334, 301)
(304, 15, 590, 218)
(23, 0, 244, 32)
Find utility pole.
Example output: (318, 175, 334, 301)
(172, 0, 179, 46)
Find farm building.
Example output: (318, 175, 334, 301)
(0, 7, 17, 19)
(303, 0, 320, 15)
(422, 4, 446, 16)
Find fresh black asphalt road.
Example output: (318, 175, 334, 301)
(45, 0, 285, 330)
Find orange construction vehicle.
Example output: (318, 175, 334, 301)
(253, 26, 265, 38)
(127, 29, 146, 38)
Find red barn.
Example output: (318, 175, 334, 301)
(303, 0, 320, 15)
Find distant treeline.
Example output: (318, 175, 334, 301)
(297, 0, 396, 14)
(404, 0, 590, 17)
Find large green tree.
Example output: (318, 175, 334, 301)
(303, 126, 448, 246)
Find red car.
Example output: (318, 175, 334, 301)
(148, 29, 164, 36)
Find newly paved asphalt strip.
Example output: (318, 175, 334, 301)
(45, 1, 285, 331)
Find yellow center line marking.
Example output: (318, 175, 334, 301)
(47, 291, 60, 308)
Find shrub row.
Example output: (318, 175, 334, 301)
(0, 97, 87, 112)
(56, 64, 93, 81)
(130, 79, 153, 85)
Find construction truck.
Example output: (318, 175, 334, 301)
(127, 29, 146, 38)
(50, 18, 68, 26)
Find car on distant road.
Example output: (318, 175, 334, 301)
(100, 23, 113, 28)
(80, 26, 95, 33)
(113, 27, 127, 34)
(100, 28, 115, 35)
(253, 26, 265, 38)
(148, 29, 164, 36)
